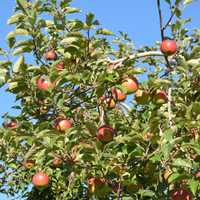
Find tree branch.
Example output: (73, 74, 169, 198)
(107, 51, 164, 70)
(157, 0, 164, 40)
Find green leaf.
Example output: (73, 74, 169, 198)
(7, 29, 29, 40)
(7, 13, 25, 24)
(61, 37, 79, 45)
(172, 158, 192, 168)
(16, 0, 29, 15)
(96, 28, 113, 36)
(64, 7, 81, 14)
(188, 179, 199, 195)
(0, 68, 8, 88)
(184, 0, 193, 5)
(13, 56, 24, 73)
(86, 12, 95, 27)
(12, 46, 32, 56)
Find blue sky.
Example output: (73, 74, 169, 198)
(0, 0, 200, 199)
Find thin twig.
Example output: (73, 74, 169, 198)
(167, 88, 173, 128)
(157, 0, 164, 40)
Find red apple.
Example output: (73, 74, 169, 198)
(54, 118, 72, 131)
(3, 119, 17, 129)
(32, 172, 49, 188)
(122, 77, 139, 94)
(135, 89, 149, 104)
(160, 39, 177, 56)
(153, 90, 168, 104)
(112, 88, 126, 101)
(55, 61, 65, 70)
(44, 50, 57, 61)
(97, 125, 115, 142)
(36, 77, 53, 91)
(170, 188, 192, 200)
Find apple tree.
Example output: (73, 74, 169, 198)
(0, 0, 200, 199)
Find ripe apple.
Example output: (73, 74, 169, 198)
(44, 50, 57, 61)
(135, 89, 149, 104)
(55, 61, 65, 70)
(3, 119, 17, 129)
(97, 125, 115, 142)
(23, 160, 35, 169)
(54, 118, 72, 131)
(32, 172, 49, 188)
(160, 39, 177, 56)
(170, 188, 192, 200)
(36, 77, 53, 91)
(112, 88, 126, 101)
(52, 156, 63, 167)
(153, 90, 168, 104)
(122, 77, 139, 94)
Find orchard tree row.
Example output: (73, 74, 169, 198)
(0, 0, 200, 199)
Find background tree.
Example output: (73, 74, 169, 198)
(0, 0, 200, 199)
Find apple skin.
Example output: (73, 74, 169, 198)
(23, 160, 35, 169)
(112, 88, 126, 101)
(56, 61, 65, 70)
(153, 90, 168, 104)
(160, 39, 177, 56)
(97, 125, 115, 142)
(54, 118, 72, 131)
(170, 188, 192, 200)
(32, 172, 49, 188)
(122, 77, 139, 94)
(36, 77, 53, 91)
(3, 119, 17, 129)
(135, 89, 149, 104)
(44, 50, 57, 61)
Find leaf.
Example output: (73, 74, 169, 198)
(86, 12, 95, 27)
(7, 29, 29, 40)
(12, 46, 32, 56)
(168, 172, 187, 183)
(8, 81, 18, 90)
(96, 28, 113, 36)
(16, 0, 29, 15)
(184, 0, 193, 5)
(0, 68, 8, 88)
(172, 158, 192, 168)
(188, 179, 199, 195)
(7, 13, 25, 24)
(61, 37, 79, 45)
(64, 7, 81, 14)
(13, 56, 24, 73)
